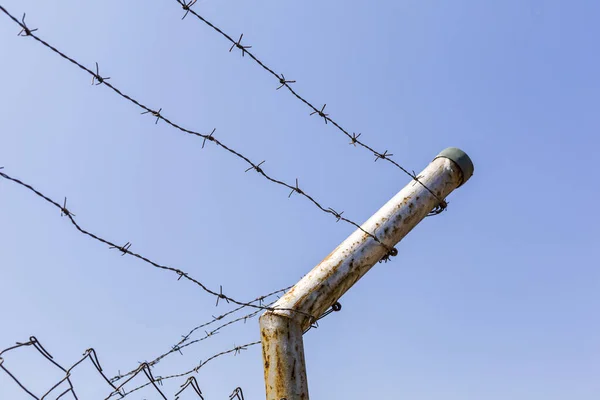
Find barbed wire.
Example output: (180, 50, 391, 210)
(0, 167, 342, 395)
(112, 293, 342, 386)
(0, 5, 403, 262)
(0, 172, 341, 395)
(0, 282, 341, 399)
(122, 341, 261, 397)
(1, 336, 249, 400)
(121, 300, 343, 396)
(171, 0, 448, 214)
(1, 170, 298, 316)
(112, 290, 342, 386)
(0, 168, 344, 395)
(110, 287, 289, 382)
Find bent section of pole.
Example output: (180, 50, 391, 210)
(260, 148, 474, 400)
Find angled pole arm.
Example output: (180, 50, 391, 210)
(260, 148, 474, 400)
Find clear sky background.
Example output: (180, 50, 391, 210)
(1, 0, 599, 399)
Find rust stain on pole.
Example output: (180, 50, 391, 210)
(260, 148, 474, 400)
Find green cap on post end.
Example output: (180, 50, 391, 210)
(434, 147, 474, 187)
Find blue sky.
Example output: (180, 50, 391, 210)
(1, 0, 598, 399)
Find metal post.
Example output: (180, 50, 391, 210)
(259, 148, 474, 400)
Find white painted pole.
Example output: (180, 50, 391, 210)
(259, 148, 474, 400)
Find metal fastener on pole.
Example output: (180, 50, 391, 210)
(260, 148, 474, 400)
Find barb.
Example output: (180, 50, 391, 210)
(229, 34, 252, 56)
(110, 241, 132, 256)
(349, 132, 361, 146)
(202, 128, 216, 149)
(244, 160, 265, 173)
(170, 1, 448, 212)
(177, 0, 197, 20)
(288, 178, 302, 198)
(374, 150, 393, 162)
(216, 285, 230, 307)
(17, 13, 37, 36)
(327, 207, 344, 222)
(92, 62, 110, 85)
(0, 6, 403, 255)
(61, 197, 75, 217)
(141, 107, 162, 125)
(309, 104, 329, 123)
(276, 74, 295, 90)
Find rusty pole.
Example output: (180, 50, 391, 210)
(259, 148, 474, 400)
